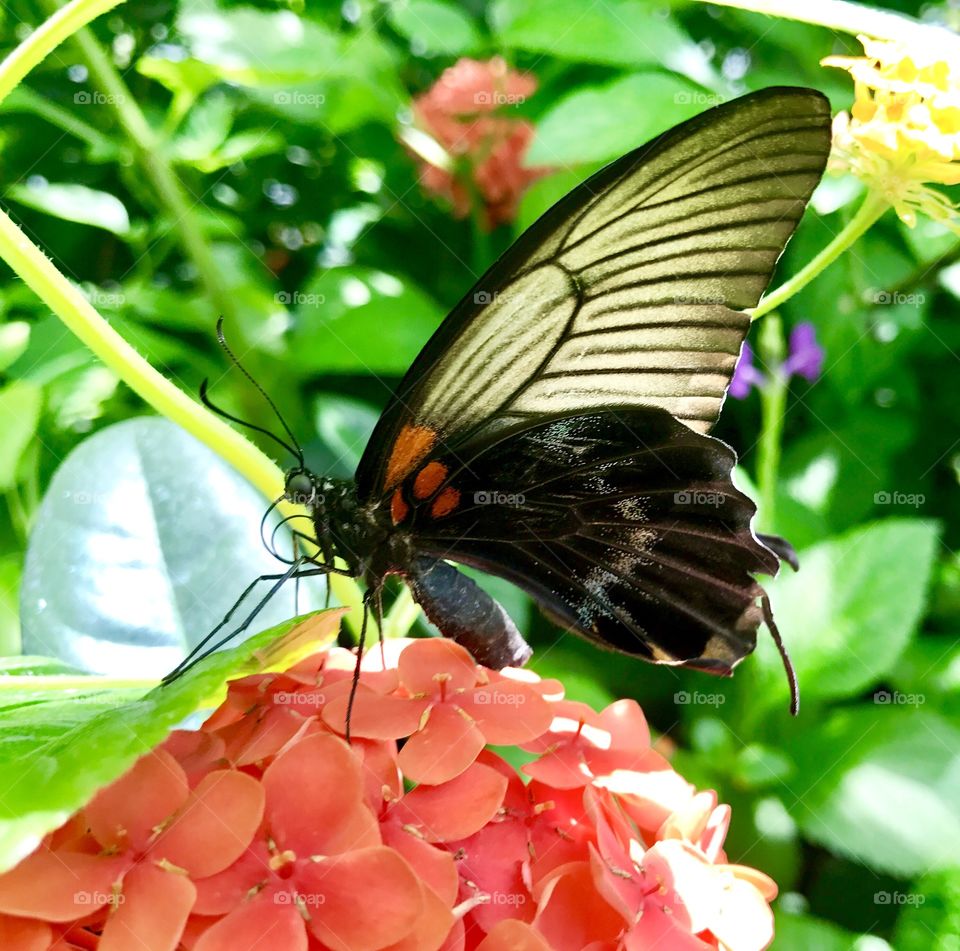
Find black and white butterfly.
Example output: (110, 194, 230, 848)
(169, 87, 832, 714)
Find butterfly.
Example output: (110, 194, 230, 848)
(168, 86, 831, 715)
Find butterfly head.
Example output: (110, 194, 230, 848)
(284, 467, 321, 507)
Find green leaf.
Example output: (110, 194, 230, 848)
(0, 609, 342, 873)
(20, 418, 325, 675)
(0, 380, 41, 491)
(516, 168, 591, 234)
(490, 0, 708, 78)
(7, 182, 130, 237)
(285, 267, 444, 374)
(791, 707, 960, 876)
(388, 0, 481, 55)
(0, 556, 21, 656)
(527, 73, 700, 166)
(750, 520, 939, 707)
(313, 394, 379, 478)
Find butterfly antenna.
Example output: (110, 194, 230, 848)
(211, 317, 305, 468)
(761, 592, 799, 716)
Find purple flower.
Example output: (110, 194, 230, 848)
(729, 342, 766, 399)
(728, 323, 824, 399)
(782, 322, 825, 382)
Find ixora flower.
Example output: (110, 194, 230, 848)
(730, 322, 824, 399)
(0, 635, 779, 950)
(823, 34, 960, 229)
(410, 57, 549, 227)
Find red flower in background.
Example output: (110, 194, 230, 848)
(0, 635, 779, 950)
(411, 57, 550, 227)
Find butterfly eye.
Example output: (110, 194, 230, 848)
(285, 470, 316, 504)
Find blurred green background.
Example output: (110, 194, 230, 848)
(1, 0, 958, 947)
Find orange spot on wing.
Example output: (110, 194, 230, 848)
(413, 461, 449, 500)
(384, 424, 438, 492)
(431, 487, 460, 519)
(390, 488, 410, 525)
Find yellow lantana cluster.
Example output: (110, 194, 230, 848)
(823, 34, 960, 229)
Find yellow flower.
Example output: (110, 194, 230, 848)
(823, 34, 960, 230)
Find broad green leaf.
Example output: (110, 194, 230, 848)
(20, 418, 325, 676)
(0, 556, 21, 656)
(285, 267, 443, 374)
(749, 520, 939, 707)
(137, 54, 222, 99)
(388, 0, 481, 55)
(0, 380, 41, 490)
(7, 182, 130, 237)
(0, 609, 342, 873)
(167, 92, 234, 163)
(527, 73, 700, 166)
(774, 911, 893, 951)
(490, 0, 710, 80)
(791, 707, 960, 876)
(516, 168, 591, 234)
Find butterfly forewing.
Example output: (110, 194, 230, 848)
(356, 87, 831, 500)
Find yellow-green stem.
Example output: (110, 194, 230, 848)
(751, 192, 887, 321)
(756, 315, 788, 532)
(699, 0, 960, 49)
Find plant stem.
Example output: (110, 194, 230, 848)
(0, 0, 123, 105)
(382, 587, 421, 639)
(751, 192, 887, 322)
(698, 0, 960, 49)
(756, 316, 787, 532)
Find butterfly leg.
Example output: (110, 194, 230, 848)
(161, 559, 330, 684)
(344, 587, 378, 743)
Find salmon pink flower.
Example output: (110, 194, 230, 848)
(324, 639, 552, 784)
(410, 57, 549, 227)
(191, 733, 426, 951)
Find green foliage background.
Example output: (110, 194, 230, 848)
(1, 0, 959, 947)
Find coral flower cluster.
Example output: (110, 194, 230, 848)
(411, 57, 548, 227)
(823, 34, 960, 229)
(0, 638, 777, 950)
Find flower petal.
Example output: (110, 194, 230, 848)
(381, 881, 454, 951)
(192, 842, 272, 915)
(193, 892, 307, 951)
(322, 686, 425, 740)
(709, 874, 775, 951)
(398, 705, 485, 785)
(296, 847, 422, 951)
(0, 913, 52, 951)
(476, 919, 552, 951)
(532, 862, 624, 951)
(98, 863, 195, 951)
(264, 734, 381, 855)
(389, 762, 507, 842)
(0, 851, 128, 921)
(397, 639, 478, 696)
(152, 770, 264, 878)
(86, 749, 188, 851)
(381, 825, 459, 906)
(161, 730, 226, 784)
(459, 683, 552, 745)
